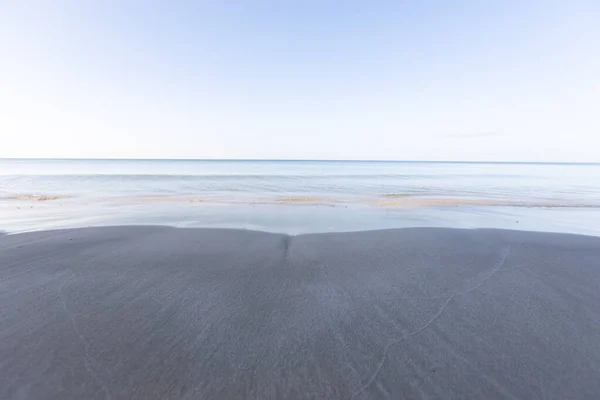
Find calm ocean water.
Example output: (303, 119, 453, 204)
(2, 159, 600, 235)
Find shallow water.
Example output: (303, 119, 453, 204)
(2, 159, 600, 235)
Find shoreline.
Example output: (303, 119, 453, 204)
(3, 223, 600, 239)
(2, 226, 600, 399)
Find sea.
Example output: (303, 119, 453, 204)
(2, 158, 600, 235)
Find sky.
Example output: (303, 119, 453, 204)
(1, 1, 599, 162)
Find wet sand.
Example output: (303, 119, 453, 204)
(1, 226, 599, 399)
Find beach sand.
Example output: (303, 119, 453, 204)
(1, 226, 599, 399)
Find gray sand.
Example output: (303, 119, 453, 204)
(1, 227, 600, 399)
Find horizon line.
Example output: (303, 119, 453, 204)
(1, 157, 599, 165)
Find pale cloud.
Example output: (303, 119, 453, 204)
(444, 132, 500, 139)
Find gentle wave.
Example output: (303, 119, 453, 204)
(381, 193, 432, 198)
(116, 195, 211, 205)
(0, 173, 489, 182)
(4, 191, 599, 209)
(108, 195, 600, 209)
(368, 197, 600, 208)
(274, 197, 336, 205)
(2, 193, 70, 201)
(115, 195, 338, 206)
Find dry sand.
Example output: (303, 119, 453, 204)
(1, 226, 599, 399)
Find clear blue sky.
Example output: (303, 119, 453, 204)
(1, 1, 598, 161)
